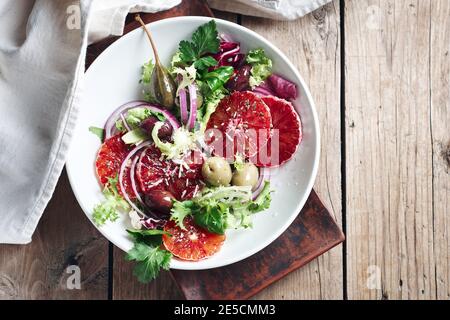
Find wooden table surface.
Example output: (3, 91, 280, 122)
(0, 0, 449, 300)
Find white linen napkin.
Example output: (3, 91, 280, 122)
(0, 0, 180, 244)
(0, 0, 328, 244)
(208, 0, 333, 20)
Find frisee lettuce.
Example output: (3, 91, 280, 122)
(140, 60, 159, 103)
(116, 107, 166, 133)
(172, 64, 197, 96)
(169, 182, 273, 234)
(92, 176, 129, 226)
(246, 49, 273, 88)
(152, 122, 200, 160)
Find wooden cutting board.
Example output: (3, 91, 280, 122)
(86, 0, 344, 300)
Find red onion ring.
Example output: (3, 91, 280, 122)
(187, 84, 198, 131)
(130, 153, 145, 207)
(252, 167, 271, 200)
(104, 101, 180, 139)
(179, 88, 188, 125)
(118, 141, 161, 222)
(119, 113, 131, 132)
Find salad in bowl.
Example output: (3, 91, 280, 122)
(67, 16, 319, 283)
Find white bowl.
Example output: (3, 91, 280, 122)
(66, 16, 320, 270)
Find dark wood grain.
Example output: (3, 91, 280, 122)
(171, 191, 345, 300)
(0, 171, 108, 300)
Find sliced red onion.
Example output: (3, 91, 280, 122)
(179, 89, 188, 125)
(119, 113, 131, 132)
(104, 101, 180, 139)
(187, 84, 198, 131)
(252, 167, 271, 200)
(130, 154, 144, 207)
(118, 141, 161, 223)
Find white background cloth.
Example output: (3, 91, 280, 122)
(0, 0, 330, 244)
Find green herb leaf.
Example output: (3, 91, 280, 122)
(126, 243, 172, 283)
(192, 20, 220, 56)
(89, 126, 104, 141)
(178, 20, 220, 66)
(179, 40, 198, 64)
(92, 176, 129, 226)
(194, 56, 218, 72)
(193, 201, 228, 235)
(246, 49, 273, 88)
(202, 66, 234, 93)
(126, 229, 168, 247)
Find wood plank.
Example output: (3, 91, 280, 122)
(345, 0, 439, 299)
(0, 171, 108, 300)
(241, 0, 343, 300)
(430, 0, 450, 300)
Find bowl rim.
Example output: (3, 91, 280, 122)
(67, 16, 321, 270)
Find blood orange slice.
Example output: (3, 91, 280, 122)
(257, 96, 302, 167)
(163, 217, 225, 261)
(205, 91, 272, 160)
(136, 145, 204, 201)
(95, 134, 130, 185)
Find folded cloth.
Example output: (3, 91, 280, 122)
(0, 0, 180, 244)
(208, 0, 332, 20)
(0, 0, 329, 244)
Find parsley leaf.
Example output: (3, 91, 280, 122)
(126, 229, 168, 247)
(89, 126, 104, 141)
(92, 176, 129, 226)
(178, 20, 220, 65)
(179, 40, 198, 64)
(126, 243, 172, 283)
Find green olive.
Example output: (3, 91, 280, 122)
(232, 163, 259, 189)
(202, 157, 232, 187)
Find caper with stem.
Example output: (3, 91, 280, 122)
(135, 15, 176, 110)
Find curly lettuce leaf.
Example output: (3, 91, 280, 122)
(246, 49, 273, 88)
(92, 176, 129, 226)
(116, 107, 166, 132)
(168, 183, 272, 234)
(172, 64, 197, 96)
